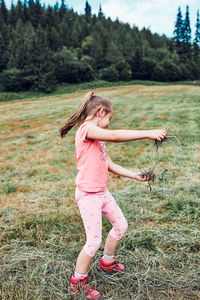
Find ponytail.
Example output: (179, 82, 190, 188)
(60, 92, 94, 138)
(60, 91, 113, 139)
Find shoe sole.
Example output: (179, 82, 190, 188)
(70, 289, 102, 300)
(97, 266, 124, 276)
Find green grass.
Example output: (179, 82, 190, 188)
(0, 83, 200, 299)
(0, 79, 199, 102)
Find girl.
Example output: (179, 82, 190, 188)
(60, 92, 167, 300)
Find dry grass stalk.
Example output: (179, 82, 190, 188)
(153, 127, 178, 153)
(153, 135, 177, 152)
(139, 167, 156, 192)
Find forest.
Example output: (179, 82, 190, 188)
(0, 0, 200, 92)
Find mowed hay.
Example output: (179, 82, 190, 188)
(0, 84, 200, 299)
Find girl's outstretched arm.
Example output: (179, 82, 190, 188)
(108, 156, 149, 182)
(87, 125, 167, 142)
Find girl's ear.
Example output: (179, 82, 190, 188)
(98, 107, 106, 118)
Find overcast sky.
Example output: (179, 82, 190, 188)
(5, 0, 200, 38)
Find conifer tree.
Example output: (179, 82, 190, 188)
(16, 0, 23, 20)
(28, 0, 43, 28)
(195, 9, 200, 46)
(181, 5, 192, 61)
(59, 0, 67, 19)
(58, 17, 71, 47)
(61, 0, 66, 9)
(131, 47, 144, 79)
(85, 0, 91, 19)
(9, 1, 17, 26)
(193, 10, 200, 68)
(0, 28, 9, 72)
(182, 5, 191, 44)
(0, 0, 8, 24)
(25, 25, 56, 91)
(54, 1, 59, 13)
(1, 19, 32, 90)
(0, 8, 9, 73)
(7, 19, 28, 69)
(98, 4, 104, 18)
(22, 0, 29, 23)
(173, 6, 183, 43)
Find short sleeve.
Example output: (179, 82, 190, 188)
(79, 123, 93, 143)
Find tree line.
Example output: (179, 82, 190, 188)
(0, 0, 200, 92)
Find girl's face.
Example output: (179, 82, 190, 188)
(98, 111, 113, 129)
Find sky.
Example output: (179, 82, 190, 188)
(4, 0, 200, 38)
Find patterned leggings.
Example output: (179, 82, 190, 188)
(75, 188, 128, 257)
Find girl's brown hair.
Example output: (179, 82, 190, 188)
(60, 92, 114, 138)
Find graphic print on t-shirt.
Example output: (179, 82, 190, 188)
(99, 142, 108, 162)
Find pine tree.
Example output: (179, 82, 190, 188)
(0, 5, 10, 72)
(30, 25, 56, 91)
(29, 0, 43, 28)
(61, 0, 66, 9)
(181, 5, 192, 61)
(16, 0, 23, 20)
(22, 0, 29, 23)
(1, 19, 32, 90)
(54, 1, 59, 13)
(173, 6, 183, 43)
(9, 1, 17, 26)
(58, 17, 71, 47)
(0, 27, 9, 72)
(59, 0, 67, 19)
(131, 47, 144, 79)
(182, 5, 191, 44)
(98, 4, 104, 18)
(85, 1, 91, 19)
(195, 9, 200, 46)
(0, 0, 8, 24)
(71, 18, 82, 47)
(12, 24, 56, 91)
(7, 19, 27, 69)
(193, 10, 200, 68)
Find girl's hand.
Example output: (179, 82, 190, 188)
(147, 129, 167, 142)
(132, 172, 150, 182)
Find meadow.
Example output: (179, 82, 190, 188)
(0, 83, 200, 299)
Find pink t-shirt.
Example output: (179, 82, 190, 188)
(75, 122, 109, 192)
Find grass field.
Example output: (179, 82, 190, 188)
(0, 84, 200, 299)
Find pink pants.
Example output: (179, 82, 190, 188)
(75, 188, 128, 257)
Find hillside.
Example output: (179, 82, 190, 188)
(0, 84, 200, 299)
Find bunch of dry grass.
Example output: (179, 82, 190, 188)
(139, 167, 156, 192)
(138, 128, 179, 192)
(153, 127, 179, 153)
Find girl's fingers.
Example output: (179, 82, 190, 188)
(156, 133, 166, 141)
(156, 137, 161, 142)
(141, 175, 149, 181)
(157, 130, 167, 141)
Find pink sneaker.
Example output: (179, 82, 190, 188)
(97, 257, 125, 275)
(70, 274, 101, 299)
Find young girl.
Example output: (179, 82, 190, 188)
(60, 92, 167, 299)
